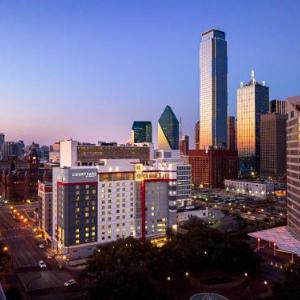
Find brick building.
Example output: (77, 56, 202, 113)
(188, 149, 238, 188)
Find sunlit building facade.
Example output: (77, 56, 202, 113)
(227, 116, 236, 151)
(199, 29, 227, 149)
(260, 113, 287, 179)
(269, 99, 287, 115)
(236, 71, 269, 173)
(286, 96, 300, 239)
(131, 121, 152, 143)
(158, 105, 179, 150)
(195, 121, 200, 149)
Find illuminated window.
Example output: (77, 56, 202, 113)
(75, 240, 80, 244)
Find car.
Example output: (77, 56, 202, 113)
(38, 243, 45, 249)
(64, 279, 77, 287)
(39, 260, 47, 269)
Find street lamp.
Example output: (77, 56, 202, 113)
(264, 280, 268, 285)
(244, 272, 248, 277)
(3, 246, 8, 252)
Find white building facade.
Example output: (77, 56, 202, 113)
(224, 179, 274, 199)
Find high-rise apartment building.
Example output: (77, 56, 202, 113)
(227, 116, 236, 151)
(269, 99, 287, 115)
(131, 121, 152, 143)
(260, 113, 287, 179)
(237, 71, 269, 173)
(195, 121, 200, 149)
(158, 105, 179, 150)
(199, 29, 227, 149)
(286, 96, 300, 239)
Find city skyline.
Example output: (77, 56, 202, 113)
(0, 1, 300, 145)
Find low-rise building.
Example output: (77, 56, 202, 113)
(224, 179, 274, 199)
(177, 205, 208, 223)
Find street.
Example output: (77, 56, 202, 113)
(0, 204, 88, 299)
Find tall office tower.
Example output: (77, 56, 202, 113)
(269, 99, 287, 115)
(158, 105, 179, 150)
(227, 116, 236, 150)
(236, 71, 269, 173)
(199, 29, 228, 149)
(286, 96, 300, 239)
(179, 135, 189, 156)
(260, 113, 287, 179)
(131, 121, 152, 143)
(0, 133, 4, 160)
(195, 121, 200, 149)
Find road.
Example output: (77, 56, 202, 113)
(0, 203, 88, 299)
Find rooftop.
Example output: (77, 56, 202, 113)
(249, 226, 300, 256)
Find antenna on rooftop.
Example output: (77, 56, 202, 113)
(251, 70, 256, 83)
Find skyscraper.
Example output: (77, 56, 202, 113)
(195, 121, 200, 149)
(260, 113, 287, 179)
(131, 121, 152, 143)
(158, 105, 179, 150)
(199, 29, 228, 149)
(286, 96, 300, 239)
(236, 71, 269, 173)
(0, 133, 4, 160)
(227, 116, 236, 151)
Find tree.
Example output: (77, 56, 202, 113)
(273, 261, 300, 300)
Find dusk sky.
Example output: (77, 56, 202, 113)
(0, 0, 299, 146)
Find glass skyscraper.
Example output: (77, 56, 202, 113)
(158, 105, 179, 150)
(199, 29, 228, 149)
(131, 121, 152, 143)
(236, 71, 269, 173)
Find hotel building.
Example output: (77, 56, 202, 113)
(51, 140, 191, 259)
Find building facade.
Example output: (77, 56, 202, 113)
(51, 143, 191, 259)
(60, 140, 153, 167)
(188, 149, 238, 188)
(286, 96, 300, 239)
(260, 113, 287, 179)
(269, 99, 287, 115)
(237, 71, 269, 174)
(38, 177, 53, 240)
(158, 105, 179, 150)
(199, 29, 227, 149)
(195, 121, 200, 149)
(179, 135, 189, 156)
(131, 121, 152, 143)
(227, 116, 236, 151)
(224, 179, 274, 199)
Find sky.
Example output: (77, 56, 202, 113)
(0, 0, 299, 146)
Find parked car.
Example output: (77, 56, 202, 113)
(39, 260, 47, 269)
(64, 279, 77, 287)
